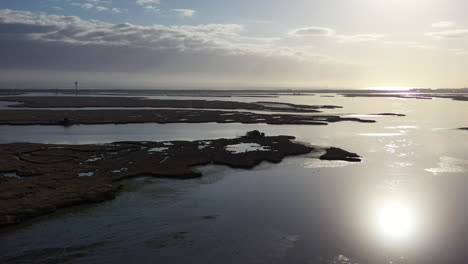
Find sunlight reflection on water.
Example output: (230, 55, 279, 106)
(359, 133, 403, 137)
(425, 157, 468, 175)
(2, 95, 468, 263)
(375, 199, 418, 242)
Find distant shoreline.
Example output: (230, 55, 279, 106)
(1, 87, 468, 95)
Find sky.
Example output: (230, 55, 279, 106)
(0, 0, 467, 89)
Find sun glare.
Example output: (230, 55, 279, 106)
(368, 87, 414, 91)
(375, 200, 417, 242)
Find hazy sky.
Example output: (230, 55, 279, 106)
(0, 0, 467, 89)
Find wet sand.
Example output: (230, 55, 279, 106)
(0, 134, 360, 227)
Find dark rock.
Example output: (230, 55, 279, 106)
(320, 147, 361, 162)
(58, 117, 74, 126)
(243, 130, 265, 139)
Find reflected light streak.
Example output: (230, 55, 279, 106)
(368, 87, 414, 91)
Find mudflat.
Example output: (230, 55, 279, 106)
(0, 134, 360, 227)
(0, 96, 341, 113)
(0, 109, 376, 126)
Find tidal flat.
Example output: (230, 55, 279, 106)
(0, 96, 340, 112)
(0, 109, 376, 126)
(0, 133, 360, 227)
(2, 92, 468, 264)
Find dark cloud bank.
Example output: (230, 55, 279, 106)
(0, 9, 360, 88)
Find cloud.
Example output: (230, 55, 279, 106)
(136, 0, 158, 5)
(289, 26, 384, 44)
(70, 1, 125, 13)
(289, 27, 334, 37)
(432, 21, 455, 28)
(136, 0, 159, 10)
(84, 0, 112, 4)
(72, 3, 95, 9)
(382, 40, 438, 50)
(0, 9, 360, 87)
(425, 29, 468, 39)
(287, 25, 464, 56)
(111, 8, 127, 14)
(172, 9, 196, 18)
(337, 34, 385, 43)
(95, 6, 109, 11)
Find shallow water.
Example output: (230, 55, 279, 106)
(1, 95, 468, 263)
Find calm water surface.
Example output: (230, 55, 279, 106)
(1, 96, 468, 263)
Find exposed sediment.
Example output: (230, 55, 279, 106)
(0, 96, 341, 113)
(433, 95, 468, 101)
(0, 134, 360, 227)
(341, 93, 468, 101)
(371, 113, 406, 117)
(0, 109, 375, 126)
(341, 93, 433, 100)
